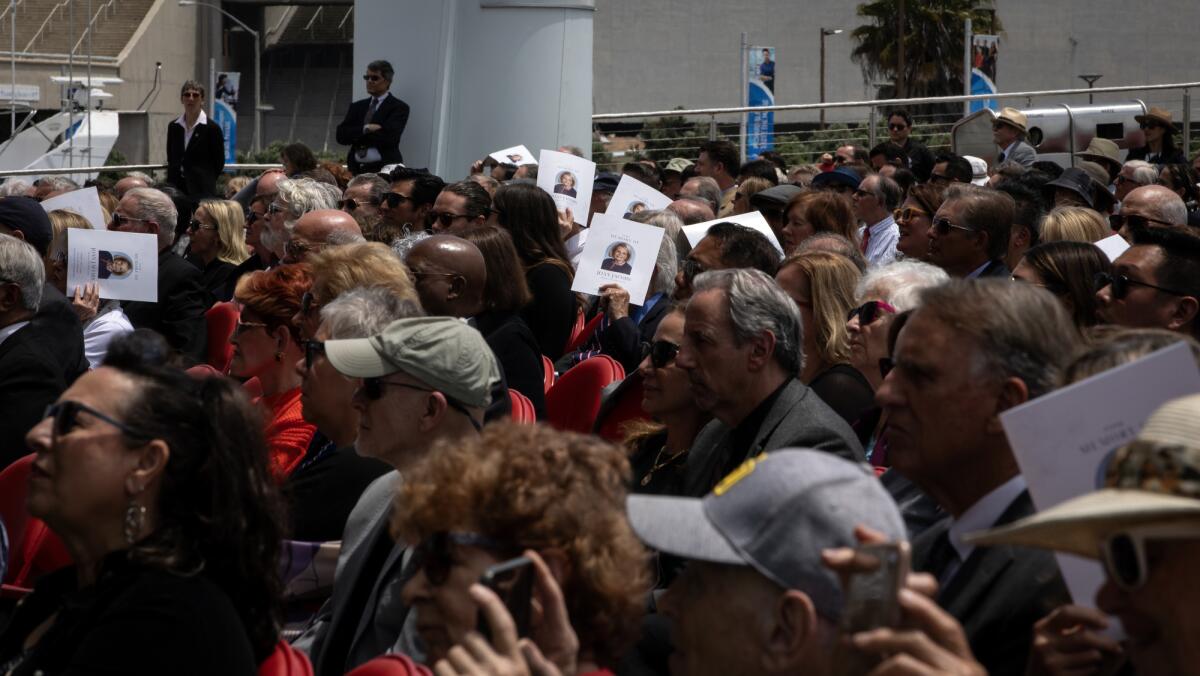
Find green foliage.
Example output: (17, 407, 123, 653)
(638, 114, 710, 164)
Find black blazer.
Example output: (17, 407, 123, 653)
(912, 490, 1070, 676)
(30, 282, 89, 384)
(1126, 144, 1188, 166)
(975, 259, 1011, 279)
(335, 93, 409, 174)
(0, 323, 65, 470)
(475, 311, 546, 420)
(123, 250, 208, 364)
(166, 117, 225, 198)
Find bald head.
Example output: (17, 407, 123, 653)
(256, 169, 286, 198)
(1118, 185, 1189, 239)
(115, 176, 149, 198)
(668, 198, 716, 225)
(284, 209, 363, 263)
(406, 235, 486, 318)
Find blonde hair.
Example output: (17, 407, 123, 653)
(1040, 206, 1109, 244)
(736, 176, 773, 207)
(199, 199, 251, 265)
(47, 209, 93, 261)
(307, 241, 419, 306)
(781, 250, 861, 366)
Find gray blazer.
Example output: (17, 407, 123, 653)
(998, 140, 1036, 167)
(682, 379, 865, 496)
(293, 471, 421, 674)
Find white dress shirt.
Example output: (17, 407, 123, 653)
(0, 320, 30, 348)
(83, 303, 134, 369)
(942, 474, 1028, 583)
(565, 228, 588, 269)
(174, 109, 208, 149)
(858, 214, 899, 267)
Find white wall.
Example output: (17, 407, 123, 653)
(355, 0, 595, 177)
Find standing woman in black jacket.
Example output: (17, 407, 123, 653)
(166, 80, 226, 198)
(490, 182, 579, 359)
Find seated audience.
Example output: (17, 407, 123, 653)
(1096, 224, 1200, 337)
(994, 178, 1044, 270)
(679, 268, 863, 496)
(1115, 159, 1159, 202)
(732, 176, 772, 215)
(232, 195, 273, 284)
(894, 183, 943, 261)
(1039, 205, 1110, 244)
(854, 173, 904, 266)
(795, 231, 868, 272)
(341, 173, 388, 239)
(1012, 240, 1110, 331)
(673, 222, 780, 301)
(775, 251, 874, 427)
(231, 264, 317, 481)
(293, 240, 419, 342)
(1112, 184, 1188, 240)
(186, 198, 251, 302)
(678, 175, 722, 216)
(749, 183, 803, 244)
(0, 339, 283, 672)
(380, 167, 445, 239)
(780, 190, 858, 254)
(281, 209, 365, 265)
(927, 184, 1013, 278)
(430, 180, 490, 234)
(263, 178, 341, 261)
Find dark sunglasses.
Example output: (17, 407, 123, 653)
(1101, 524, 1200, 590)
(412, 532, 509, 586)
(181, 91, 202, 99)
(641, 340, 680, 369)
(888, 123, 907, 131)
(362, 74, 385, 82)
(340, 198, 380, 211)
(932, 216, 976, 236)
(110, 212, 149, 228)
(382, 192, 411, 209)
(928, 173, 952, 184)
(303, 340, 325, 370)
(44, 400, 142, 441)
(431, 211, 468, 228)
(246, 210, 261, 224)
(187, 218, 215, 232)
(847, 300, 897, 325)
(1094, 271, 1188, 300)
(285, 238, 315, 261)
(1109, 212, 1176, 232)
(361, 377, 432, 401)
(1138, 121, 1164, 131)
(300, 291, 320, 317)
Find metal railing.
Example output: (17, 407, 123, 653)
(591, 81, 1199, 171)
(70, 0, 116, 56)
(23, 0, 71, 52)
(0, 163, 283, 178)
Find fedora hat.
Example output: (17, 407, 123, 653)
(995, 107, 1027, 134)
(1074, 137, 1121, 169)
(1134, 106, 1178, 132)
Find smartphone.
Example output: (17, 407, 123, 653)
(476, 556, 534, 641)
(833, 542, 910, 676)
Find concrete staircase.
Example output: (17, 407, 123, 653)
(0, 0, 156, 58)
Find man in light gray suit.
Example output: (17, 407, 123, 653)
(991, 107, 1037, 168)
(292, 316, 501, 676)
(677, 268, 863, 497)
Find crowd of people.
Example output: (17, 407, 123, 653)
(0, 61, 1199, 676)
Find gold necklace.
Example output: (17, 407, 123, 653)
(641, 445, 688, 486)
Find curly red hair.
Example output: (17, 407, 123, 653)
(234, 263, 311, 339)
(392, 421, 651, 668)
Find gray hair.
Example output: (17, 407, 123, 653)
(870, 174, 904, 211)
(857, 260, 949, 312)
(346, 173, 389, 202)
(125, 187, 179, 248)
(1122, 160, 1159, 187)
(797, 232, 867, 273)
(650, 232, 678, 296)
(40, 175, 79, 193)
(692, 268, 803, 375)
(683, 176, 722, 214)
(320, 285, 423, 339)
(0, 179, 30, 197)
(391, 229, 431, 260)
(278, 177, 339, 220)
(1137, 186, 1189, 225)
(126, 170, 155, 185)
(632, 208, 689, 263)
(0, 234, 45, 310)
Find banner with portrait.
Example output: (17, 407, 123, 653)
(746, 45, 776, 159)
(969, 36, 998, 114)
(214, 71, 240, 165)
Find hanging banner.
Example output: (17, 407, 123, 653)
(746, 45, 775, 160)
(213, 71, 240, 165)
(969, 35, 998, 114)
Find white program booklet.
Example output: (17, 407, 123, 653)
(681, 209, 784, 256)
(605, 174, 672, 219)
(570, 212, 665, 306)
(490, 144, 537, 166)
(41, 186, 107, 230)
(1094, 234, 1130, 262)
(537, 149, 595, 226)
(66, 228, 158, 302)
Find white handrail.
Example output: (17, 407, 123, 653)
(23, 0, 71, 52)
(70, 0, 116, 56)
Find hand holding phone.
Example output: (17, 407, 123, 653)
(832, 542, 909, 676)
(477, 556, 534, 642)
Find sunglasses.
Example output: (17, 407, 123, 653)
(187, 219, 216, 232)
(928, 173, 952, 184)
(932, 217, 976, 236)
(1138, 121, 1164, 131)
(1094, 272, 1188, 300)
(412, 532, 509, 586)
(1109, 213, 1176, 231)
(641, 340, 680, 369)
(267, 202, 288, 215)
(431, 211, 468, 228)
(43, 400, 142, 442)
(246, 210, 261, 224)
(300, 291, 320, 317)
(339, 197, 380, 211)
(303, 340, 325, 370)
(361, 377, 433, 401)
(181, 91, 202, 99)
(362, 74, 385, 82)
(110, 212, 149, 228)
(893, 207, 929, 222)
(1102, 523, 1200, 590)
(382, 192, 411, 209)
(888, 123, 907, 131)
(847, 300, 897, 325)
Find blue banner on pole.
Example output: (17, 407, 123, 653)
(746, 45, 776, 160)
(969, 36, 998, 114)
(214, 71, 240, 166)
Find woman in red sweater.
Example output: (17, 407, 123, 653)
(231, 263, 315, 481)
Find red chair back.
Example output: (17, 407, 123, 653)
(545, 356, 626, 433)
(595, 372, 649, 443)
(0, 454, 71, 587)
(508, 389, 536, 424)
(205, 301, 240, 373)
(345, 654, 432, 676)
(541, 355, 555, 393)
(258, 640, 314, 676)
(564, 310, 604, 354)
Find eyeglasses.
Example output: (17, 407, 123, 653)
(300, 291, 321, 317)
(267, 202, 289, 216)
(893, 206, 929, 222)
(1101, 523, 1200, 590)
(303, 340, 325, 370)
(431, 211, 469, 228)
(932, 217, 977, 236)
(1114, 175, 1144, 187)
(246, 210, 261, 225)
(641, 340, 680, 369)
(382, 192, 411, 209)
(187, 219, 216, 232)
(412, 532, 509, 586)
(233, 319, 269, 337)
(847, 300, 897, 325)
(853, 189, 874, 199)
(928, 173, 952, 184)
(339, 197, 380, 211)
(44, 400, 144, 442)
(181, 91, 202, 99)
(682, 258, 706, 283)
(362, 74, 385, 82)
(991, 122, 1010, 131)
(1139, 121, 1163, 131)
(1094, 271, 1189, 300)
(110, 212, 149, 228)
(1109, 212, 1177, 231)
(361, 377, 433, 401)
(411, 270, 461, 283)
(888, 123, 907, 131)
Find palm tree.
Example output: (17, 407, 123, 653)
(851, 0, 1001, 102)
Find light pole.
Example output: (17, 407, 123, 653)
(819, 28, 843, 130)
(1078, 74, 1102, 105)
(179, 0, 262, 152)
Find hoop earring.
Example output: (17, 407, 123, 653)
(124, 500, 147, 545)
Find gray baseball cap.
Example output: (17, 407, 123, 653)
(627, 449, 905, 619)
(325, 316, 501, 409)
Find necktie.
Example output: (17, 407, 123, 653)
(364, 97, 379, 126)
(923, 528, 960, 584)
(860, 226, 870, 255)
(998, 151, 1006, 164)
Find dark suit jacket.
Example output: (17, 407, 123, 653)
(912, 490, 1069, 676)
(682, 378, 865, 496)
(0, 323, 66, 469)
(335, 94, 409, 174)
(30, 283, 88, 384)
(974, 259, 1011, 279)
(123, 250, 208, 364)
(475, 311, 546, 420)
(166, 117, 225, 198)
(1126, 145, 1188, 166)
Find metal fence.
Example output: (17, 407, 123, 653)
(0, 163, 282, 179)
(590, 81, 1200, 173)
